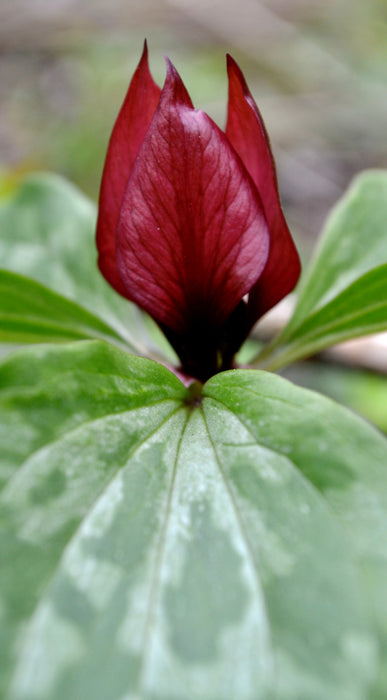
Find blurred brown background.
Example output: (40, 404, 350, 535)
(1, 0, 386, 260)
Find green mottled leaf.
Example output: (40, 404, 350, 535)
(0, 270, 126, 347)
(205, 371, 387, 697)
(2, 342, 386, 698)
(266, 264, 387, 369)
(260, 170, 387, 370)
(0, 173, 172, 359)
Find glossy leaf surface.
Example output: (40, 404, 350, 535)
(262, 170, 387, 369)
(0, 270, 125, 346)
(0, 174, 164, 357)
(2, 342, 386, 698)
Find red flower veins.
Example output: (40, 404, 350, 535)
(96, 42, 300, 381)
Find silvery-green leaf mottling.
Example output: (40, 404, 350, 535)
(0, 174, 171, 357)
(261, 170, 387, 369)
(2, 343, 386, 698)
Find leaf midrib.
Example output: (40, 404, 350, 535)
(200, 403, 275, 685)
(286, 297, 387, 346)
(1, 398, 183, 495)
(202, 391, 344, 536)
(6, 404, 187, 698)
(135, 407, 190, 695)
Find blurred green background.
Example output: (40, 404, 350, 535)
(0, 0, 386, 428)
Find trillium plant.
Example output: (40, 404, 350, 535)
(1, 42, 387, 700)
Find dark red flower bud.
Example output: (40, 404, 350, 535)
(96, 42, 300, 381)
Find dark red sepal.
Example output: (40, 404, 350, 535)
(96, 41, 161, 298)
(226, 55, 301, 324)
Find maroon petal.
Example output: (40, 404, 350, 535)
(96, 41, 161, 297)
(116, 60, 270, 336)
(226, 55, 301, 323)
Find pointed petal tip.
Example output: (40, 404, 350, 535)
(161, 56, 193, 108)
(226, 53, 249, 95)
(226, 52, 234, 67)
(164, 56, 180, 83)
(140, 39, 149, 62)
(139, 39, 148, 63)
(135, 39, 153, 78)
